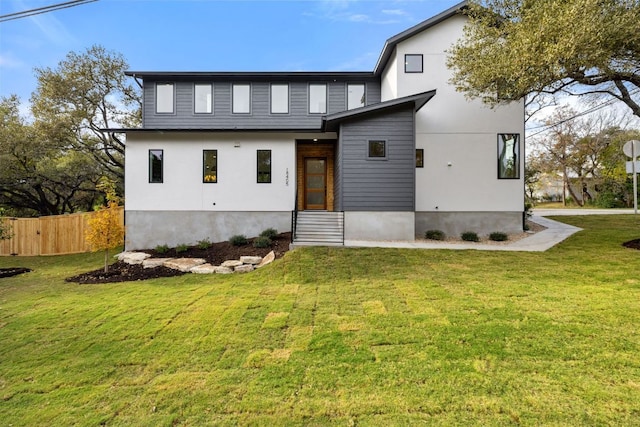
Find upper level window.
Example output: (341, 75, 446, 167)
(498, 134, 520, 179)
(271, 84, 289, 114)
(368, 140, 387, 159)
(309, 83, 327, 114)
(203, 150, 218, 183)
(194, 83, 212, 114)
(149, 149, 163, 183)
(347, 84, 365, 110)
(156, 83, 174, 114)
(232, 83, 251, 114)
(257, 150, 272, 183)
(404, 54, 423, 73)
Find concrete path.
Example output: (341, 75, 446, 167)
(533, 208, 636, 216)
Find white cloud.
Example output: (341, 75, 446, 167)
(382, 9, 408, 16)
(0, 53, 26, 68)
(332, 52, 378, 71)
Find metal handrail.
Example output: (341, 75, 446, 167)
(291, 193, 298, 243)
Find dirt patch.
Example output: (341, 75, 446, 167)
(623, 239, 640, 250)
(0, 267, 32, 278)
(66, 232, 291, 285)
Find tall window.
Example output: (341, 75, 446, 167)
(156, 83, 174, 113)
(404, 54, 423, 73)
(194, 83, 212, 114)
(309, 83, 327, 114)
(257, 150, 272, 183)
(347, 83, 365, 110)
(203, 150, 218, 183)
(416, 149, 424, 168)
(271, 84, 289, 114)
(149, 150, 163, 183)
(498, 134, 520, 179)
(232, 83, 251, 114)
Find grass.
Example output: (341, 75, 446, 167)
(1, 215, 639, 425)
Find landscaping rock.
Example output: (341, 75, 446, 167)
(143, 258, 174, 269)
(221, 260, 243, 268)
(191, 263, 217, 274)
(235, 264, 255, 273)
(240, 256, 263, 265)
(215, 266, 234, 274)
(120, 252, 151, 265)
(163, 258, 206, 272)
(256, 251, 275, 268)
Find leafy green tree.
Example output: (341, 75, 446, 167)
(0, 208, 13, 241)
(447, 0, 640, 119)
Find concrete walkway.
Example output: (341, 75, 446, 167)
(533, 208, 636, 216)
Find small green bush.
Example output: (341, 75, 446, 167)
(253, 236, 272, 248)
(425, 229, 446, 241)
(229, 234, 248, 246)
(175, 243, 189, 253)
(197, 238, 212, 250)
(155, 244, 170, 254)
(260, 227, 278, 239)
(489, 232, 509, 242)
(461, 231, 479, 242)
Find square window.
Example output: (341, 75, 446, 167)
(368, 140, 386, 158)
(347, 83, 365, 110)
(271, 84, 289, 114)
(405, 54, 423, 73)
(194, 83, 212, 114)
(257, 150, 272, 183)
(156, 83, 174, 113)
(203, 150, 218, 183)
(309, 83, 327, 114)
(416, 149, 424, 168)
(149, 149, 163, 183)
(498, 134, 520, 179)
(232, 84, 251, 114)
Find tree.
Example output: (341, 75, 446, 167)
(447, 0, 640, 119)
(0, 208, 13, 241)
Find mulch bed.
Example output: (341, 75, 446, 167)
(65, 232, 291, 285)
(0, 267, 32, 278)
(623, 239, 640, 250)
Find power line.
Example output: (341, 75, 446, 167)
(0, 0, 99, 23)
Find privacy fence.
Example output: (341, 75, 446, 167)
(0, 207, 124, 256)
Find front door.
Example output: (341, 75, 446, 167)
(304, 158, 326, 210)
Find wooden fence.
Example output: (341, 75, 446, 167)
(0, 207, 124, 256)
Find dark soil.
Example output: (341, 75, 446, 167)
(66, 232, 291, 285)
(0, 267, 32, 278)
(622, 239, 640, 250)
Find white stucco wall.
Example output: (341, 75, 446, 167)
(380, 50, 398, 102)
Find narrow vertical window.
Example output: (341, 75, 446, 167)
(368, 140, 386, 159)
(257, 150, 272, 183)
(271, 84, 289, 114)
(156, 83, 174, 113)
(149, 149, 163, 183)
(416, 149, 424, 168)
(232, 83, 251, 114)
(194, 83, 213, 114)
(404, 54, 423, 73)
(309, 83, 327, 114)
(498, 134, 520, 179)
(347, 83, 365, 110)
(203, 150, 218, 183)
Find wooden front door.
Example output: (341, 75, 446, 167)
(304, 158, 327, 210)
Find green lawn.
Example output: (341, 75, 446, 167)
(1, 215, 639, 426)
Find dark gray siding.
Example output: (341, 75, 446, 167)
(336, 106, 415, 211)
(334, 136, 344, 211)
(142, 79, 382, 130)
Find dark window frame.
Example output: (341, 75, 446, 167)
(257, 149, 272, 183)
(404, 54, 423, 73)
(270, 83, 289, 114)
(367, 140, 387, 160)
(416, 149, 424, 168)
(232, 83, 251, 114)
(497, 133, 520, 179)
(149, 149, 163, 183)
(194, 83, 213, 114)
(155, 82, 175, 114)
(203, 149, 218, 183)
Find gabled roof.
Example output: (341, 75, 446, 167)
(322, 90, 436, 132)
(373, 1, 468, 75)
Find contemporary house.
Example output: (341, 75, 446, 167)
(120, 1, 524, 250)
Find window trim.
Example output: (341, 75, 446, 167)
(203, 149, 218, 183)
(367, 140, 387, 160)
(194, 83, 213, 114)
(416, 149, 424, 168)
(257, 149, 272, 184)
(232, 83, 251, 114)
(347, 83, 366, 110)
(308, 83, 327, 114)
(149, 149, 163, 183)
(404, 54, 423, 73)
(497, 133, 520, 179)
(270, 83, 289, 114)
(155, 82, 175, 114)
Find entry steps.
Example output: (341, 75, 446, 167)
(293, 211, 344, 246)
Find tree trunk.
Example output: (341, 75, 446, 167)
(104, 248, 109, 273)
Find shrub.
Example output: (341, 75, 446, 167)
(197, 238, 212, 250)
(489, 231, 509, 242)
(155, 244, 170, 254)
(461, 231, 479, 242)
(229, 234, 248, 246)
(260, 227, 278, 239)
(175, 243, 189, 253)
(425, 229, 446, 241)
(253, 236, 272, 248)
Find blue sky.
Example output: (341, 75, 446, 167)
(0, 0, 461, 105)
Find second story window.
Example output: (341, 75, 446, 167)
(404, 54, 423, 73)
(156, 83, 174, 114)
(309, 83, 327, 114)
(271, 84, 289, 114)
(347, 83, 365, 110)
(232, 83, 251, 114)
(194, 83, 213, 114)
